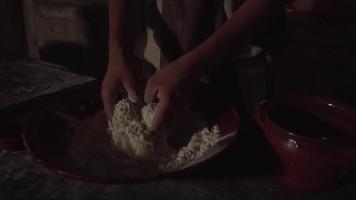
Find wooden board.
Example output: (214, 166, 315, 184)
(0, 61, 94, 108)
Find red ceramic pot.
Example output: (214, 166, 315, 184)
(0, 118, 25, 151)
(287, 0, 334, 16)
(255, 96, 356, 189)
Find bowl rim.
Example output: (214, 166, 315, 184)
(22, 106, 240, 184)
(258, 97, 356, 146)
(0, 118, 26, 151)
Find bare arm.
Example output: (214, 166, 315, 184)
(102, 0, 142, 119)
(145, 0, 283, 130)
(108, 0, 126, 60)
(108, 0, 141, 62)
(180, 0, 281, 75)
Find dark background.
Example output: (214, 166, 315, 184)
(1, 0, 356, 199)
(1, 0, 356, 107)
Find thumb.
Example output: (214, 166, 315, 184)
(101, 88, 116, 120)
(122, 77, 138, 103)
(144, 80, 158, 104)
(151, 93, 170, 131)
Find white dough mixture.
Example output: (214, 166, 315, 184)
(108, 98, 229, 170)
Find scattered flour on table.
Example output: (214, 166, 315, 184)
(108, 98, 227, 170)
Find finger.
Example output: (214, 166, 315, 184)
(101, 89, 115, 120)
(144, 80, 157, 104)
(122, 77, 139, 103)
(151, 92, 170, 131)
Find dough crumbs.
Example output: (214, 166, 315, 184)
(108, 98, 229, 171)
(162, 125, 221, 170)
(109, 99, 156, 161)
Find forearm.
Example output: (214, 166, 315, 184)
(108, 0, 126, 59)
(108, 0, 141, 62)
(179, 0, 281, 75)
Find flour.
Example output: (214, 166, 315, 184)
(109, 98, 225, 171)
(141, 102, 157, 130)
(109, 99, 156, 161)
(163, 125, 221, 170)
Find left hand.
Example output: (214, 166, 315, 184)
(144, 59, 193, 131)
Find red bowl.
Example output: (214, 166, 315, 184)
(23, 106, 239, 184)
(255, 96, 356, 190)
(0, 118, 25, 151)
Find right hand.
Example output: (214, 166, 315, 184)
(101, 58, 138, 120)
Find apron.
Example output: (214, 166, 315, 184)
(128, 0, 268, 120)
(133, 0, 247, 72)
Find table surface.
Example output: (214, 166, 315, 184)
(2, 149, 356, 200)
(2, 72, 356, 200)
(0, 61, 94, 109)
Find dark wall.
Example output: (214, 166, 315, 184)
(31, 0, 108, 78)
(270, 12, 356, 106)
(0, 0, 27, 61)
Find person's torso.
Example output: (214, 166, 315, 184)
(134, 0, 246, 71)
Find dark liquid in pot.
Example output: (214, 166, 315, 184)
(0, 122, 22, 138)
(269, 104, 348, 139)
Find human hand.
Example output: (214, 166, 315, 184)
(101, 58, 139, 119)
(144, 59, 193, 131)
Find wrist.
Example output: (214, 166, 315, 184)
(109, 44, 123, 58)
(179, 30, 223, 75)
(108, 46, 128, 66)
(171, 55, 201, 86)
(177, 47, 212, 79)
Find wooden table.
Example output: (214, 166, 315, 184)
(1, 62, 356, 200)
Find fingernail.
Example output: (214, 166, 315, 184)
(128, 90, 139, 103)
